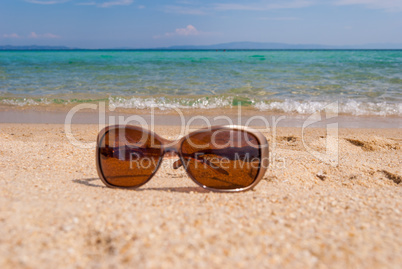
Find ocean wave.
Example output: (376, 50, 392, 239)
(1, 96, 401, 116)
(0, 98, 52, 106)
(254, 100, 402, 116)
(109, 97, 401, 116)
(108, 96, 234, 110)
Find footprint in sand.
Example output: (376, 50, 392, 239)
(345, 137, 400, 151)
(380, 170, 402, 184)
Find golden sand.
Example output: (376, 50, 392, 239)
(0, 124, 401, 268)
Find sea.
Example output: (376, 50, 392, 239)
(0, 50, 401, 116)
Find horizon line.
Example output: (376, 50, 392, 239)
(1, 41, 402, 50)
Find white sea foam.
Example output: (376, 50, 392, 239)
(108, 96, 233, 110)
(1, 98, 51, 106)
(1, 96, 401, 116)
(109, 96, 401, 116)
(254, 100, 402, 116)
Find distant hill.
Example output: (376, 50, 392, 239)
(1, 42, 401, 50)
(0, 45, 72, 50)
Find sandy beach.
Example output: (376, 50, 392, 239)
(0, 123, 400, 268)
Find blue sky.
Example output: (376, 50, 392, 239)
(1, 0, 402, 48)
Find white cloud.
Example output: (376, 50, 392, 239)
(99, 0, 133, 8)
(3, 33, 21, 38)
(25, 0, 69, 4)
(29, 32, 60, 39)
(2, 32, 60, 39)
(29, 32, 39, 38)
(154, 25, 201, 39)
(42, 33, 61, 38)
(335, 0, 402, 11)
(171, 25, 199, 36)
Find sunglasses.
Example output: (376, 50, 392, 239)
(96, 125, 269, 192)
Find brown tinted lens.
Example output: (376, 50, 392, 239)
(98, 128, 163, 187)
(181, 129, 261, 189)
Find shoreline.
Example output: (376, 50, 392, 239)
(0, 106, 401, 128)
(1, 97, 401, 117)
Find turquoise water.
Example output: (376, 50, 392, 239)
(0, 50, 401, 115)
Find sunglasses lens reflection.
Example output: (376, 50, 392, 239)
(98, 128, 163, 187)
(181, 129, 261, 189)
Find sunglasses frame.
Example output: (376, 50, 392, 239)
(96, 125, 269, 192)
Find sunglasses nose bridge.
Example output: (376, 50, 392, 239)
(161, 142, 183, 170)
(161, 142, 181, 155)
